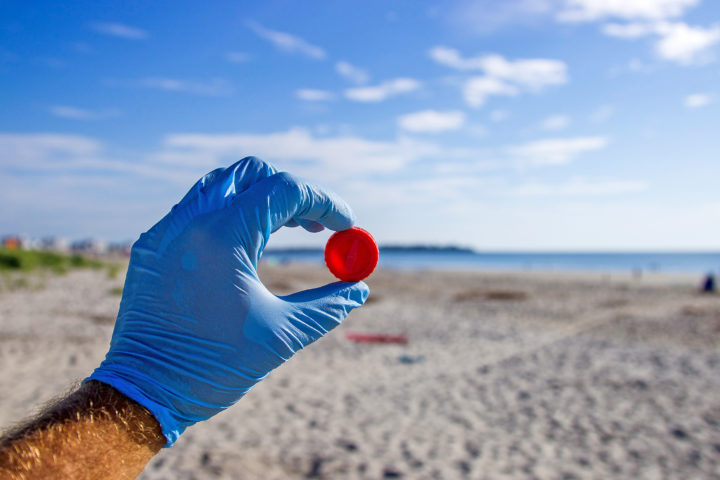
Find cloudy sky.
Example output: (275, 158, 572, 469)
(1, 0, 719, 250)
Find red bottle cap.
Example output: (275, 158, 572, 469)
(324, 227, 379, 282)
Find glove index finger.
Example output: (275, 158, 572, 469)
(231, 172, 355, 264)
(296, 180, 355, 231)
(268, 172, 355, 233)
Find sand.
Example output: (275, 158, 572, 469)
(1, 264, 719, 479)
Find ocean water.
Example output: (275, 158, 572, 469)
(262, 250, 720, 274)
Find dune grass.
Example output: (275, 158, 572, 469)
(109, 286, 124, 296)
(0, 249, 117, 293)
(0, 248, 104, 274)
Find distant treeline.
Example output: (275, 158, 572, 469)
(265, 245, 475, 254)
(379, 245, 475, 253)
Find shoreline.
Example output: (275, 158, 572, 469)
(260, 261, 709, 288)
(260, 256, 719, 278)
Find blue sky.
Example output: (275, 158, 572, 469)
(1, 0, 719, 250)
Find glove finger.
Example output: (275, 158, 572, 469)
(139, 166, 224, 248)
(247, 171, 355, 231)
(214, 156, 279, 199)
(144, 157, 279, 254)
(283, 219, 325, 231)
(175, 167, 225, 208)
(291, 178, 355, 231)
(295, 219, 325, 233)
(179, 156, 278, 212)
(231, 172, 355, 265)
(282, 281, 370, 344)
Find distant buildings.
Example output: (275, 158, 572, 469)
(71, 238, 108, 256)
(108, 242, 132, 256)
(2, 235, 69, 251)
(1, 234, 131, 257)
(41, 236, 70, 252)
(1, 235, 23, 250)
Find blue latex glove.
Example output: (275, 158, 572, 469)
(88, 157, 369, 446)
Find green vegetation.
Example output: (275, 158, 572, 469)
(0, 248, 104, 274)
(109, 286, 124, 296)
(106, 263, 123, 279)
(0, 249, 119, 293)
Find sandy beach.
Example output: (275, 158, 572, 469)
(1, 263, 719, 479)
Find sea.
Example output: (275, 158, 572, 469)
(261, 249, 720, 275)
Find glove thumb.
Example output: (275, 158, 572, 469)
(282, 281, 370, 344)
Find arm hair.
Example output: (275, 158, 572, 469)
(0, 381, 164, 480)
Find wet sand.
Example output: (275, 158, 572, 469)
(1, 264, 719, 479)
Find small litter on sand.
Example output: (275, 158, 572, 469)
(345, 332, 409, 345)
(453, 289, 528, 302)
(397, 354, 425, 364)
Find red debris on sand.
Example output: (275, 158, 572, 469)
(345, 332, 409, 345)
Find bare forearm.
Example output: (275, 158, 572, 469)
(0, 381, 164, 480)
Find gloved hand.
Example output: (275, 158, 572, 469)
(88, 156, 369, 446)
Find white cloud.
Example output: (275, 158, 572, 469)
(429, 46, 487, 70)
(1, 134, 179, 184)
(463, 77, 518, 107)
(160, 128, 441, 178)
(3, 130, 666, 248)
(335, 61, 369, 84)
(397, 110, 466, 133)
(137, 77, 233, 96)
(296, 89, 335, 101)
(480, 55, 568, 90)
(557, 0, 699, 22)
(90, 22, 148, 40)
(0, 134, 185, 239)
(247, 22, 325, 60)
(541, 114, 570, 130)
(0, 134, 101, 167)
(603, 21, 720, 64)
(445, 0, 556, 35)
(226, 52, 250, 63)
(684, 93, 713, 108)
(654, 22, 720, 64)
(429, 47, 568, 89)
(345, 78, 421, 102)
(154, 130, 610, 196)
(343, 175, 490, 210)
(514, 178, 648, 196)
(602, 22, 655, 38)
(1, 129, 716, 252)
(0, 133, 175, 180)
(149, 128, 498, 188)
(508, 136, 609, 166)
(430, 46, 568, 107)
(50, 106, 119, 120)
(156, 131, 608, 188)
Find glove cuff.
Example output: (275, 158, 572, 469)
(86, 366, 191, 447)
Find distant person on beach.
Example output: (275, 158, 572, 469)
(0, 157, 369, 479)
(702, 272, 716, 293)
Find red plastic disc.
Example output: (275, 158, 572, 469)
(324, 227, 379, 281)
